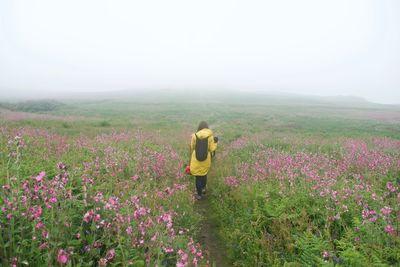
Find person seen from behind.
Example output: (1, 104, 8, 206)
(189, 121, 218, 200)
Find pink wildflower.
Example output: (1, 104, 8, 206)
(322, 251, 330, 259)
(331, 191, 338, 201)
(134, 207, 149, 219)
(106, 249, 115, 260)
(164, 247, 174, 253)
(10, 257, 17, 267)
(39, 242, 49, 250)
(362, 209, 377, 222)
(31, 206, 42, 220)
(178, 249, 188, 265)
(35, 171, 46, 182)
(381, 206, 393, 217)
(57, 249, 68, 264)
(126, 226, 133, 235)
(369, 216, 378, 222)
(158, 212, 173, 229)
(57, 162, 67, 170)
(98, 258, 108, 266)
(83, 210, 94, 223)
(2, 184, 10, 191)
(42, 230, 49, 239)
(94, 192, 103, 202)
(385, 225, 395, 235)
(387, 182, 397, 193)
(224, 176, 240, 188)
(104, 197, 120, 210)
(151, 234, 157, 241)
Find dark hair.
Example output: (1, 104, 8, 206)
(197, 121, 209, 131)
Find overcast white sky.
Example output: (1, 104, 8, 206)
(0, 0, 399, 103)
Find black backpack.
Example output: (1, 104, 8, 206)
(195, 133, 209, 161)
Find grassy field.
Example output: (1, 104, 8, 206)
(1, 91, 399, 266)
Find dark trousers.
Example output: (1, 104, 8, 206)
(195, 175, 207, 196)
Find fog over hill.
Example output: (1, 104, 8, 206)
(1, 88, 399, 111)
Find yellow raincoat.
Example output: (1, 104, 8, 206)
(190, 128, 217, 176)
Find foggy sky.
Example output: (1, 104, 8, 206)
(1, 0, 399, 104)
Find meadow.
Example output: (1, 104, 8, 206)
(1, 91, 399, 266)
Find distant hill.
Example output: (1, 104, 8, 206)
(0, 100, 65, 113)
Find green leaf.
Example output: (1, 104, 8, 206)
(132, 260, 145, 267)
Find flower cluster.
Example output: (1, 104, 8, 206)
(0, 128, 204, 266)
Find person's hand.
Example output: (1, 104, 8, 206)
(214, 136, 219, 143)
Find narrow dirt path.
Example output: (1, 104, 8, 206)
(195, 194, 230, 267)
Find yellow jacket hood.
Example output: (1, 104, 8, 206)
(195, 128, 213, 139)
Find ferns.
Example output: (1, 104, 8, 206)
(294, 232, 330, 266)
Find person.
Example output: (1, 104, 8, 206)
(189, 121, 218, 200)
